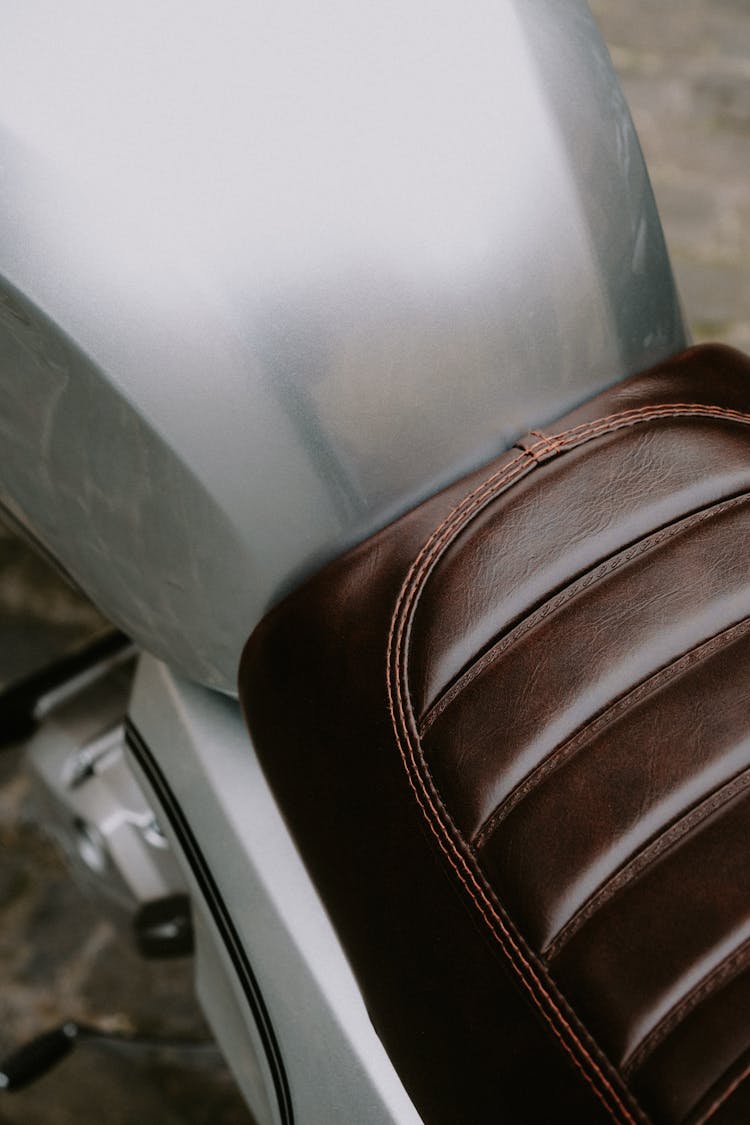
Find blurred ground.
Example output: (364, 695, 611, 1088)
(0, 521, 252, 1122)
(592, 0, 750, 354)
(0, 2, 748, 1122)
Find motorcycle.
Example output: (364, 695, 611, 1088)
(1, 1, 748, 1122)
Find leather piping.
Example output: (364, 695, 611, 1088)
(388, 404, 750, 1125)
(692, 1049, 750, 1125)
(474, 610, 750, 853)
(420, 490, 750, 740)
(548, 714, 750, 964)
(623, 930, 750, 1077)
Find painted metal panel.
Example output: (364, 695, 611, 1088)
(0, 1, 685, 689)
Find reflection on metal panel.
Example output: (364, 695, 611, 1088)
(0, 0, 685, 690)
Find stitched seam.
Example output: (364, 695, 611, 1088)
(387, 403, 750, 1125)
(623, 930, 750, 1077)
(546, 431, 563, 455)
(406, 405, 750, 592)
(384, 406, 742, 1123)
(389, 598, 640, 1120)
(525, 445, 544, 464)
(693, 1055, 750, 1125)
(473, 613, 750, 851)
(420, 490, 750, 739)
(406, 406, 750, 731)
(386, 657, 641, 1123)
(548, 741, 750, 964)
(549, 734, 750, 964)
(451, 405, 750, 542)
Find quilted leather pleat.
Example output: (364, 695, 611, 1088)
(478, 618, 750, 953)
(241, 345, 750, 1125)
(422, 492, 750, 840)
(410, 421, 750, 720)
(391, 359, 750, 1122)
(631, 961, 750, 1123)
(552, 786, 750, 1061)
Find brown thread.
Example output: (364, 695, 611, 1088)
(387, 402, 750, 1125)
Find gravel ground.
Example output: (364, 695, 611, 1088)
(0, 3, 748, 1123)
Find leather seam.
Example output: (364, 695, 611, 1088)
(548, 707, 750, 961)
(420, 489, 750, 740)
(473, 611, 750, 852)
(404, 403, 750, 581)
(547, 717, 750, 962)
(388, 403, 750, 1125)
(623, 930, 750, 1077)
(693, 1055, 750, 1125)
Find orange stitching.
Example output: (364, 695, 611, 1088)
(387, 612, 641, 1122)
(472, 598, 750, 850)
(403, 405, 750, 593)
(386, 651, 637, 1119)
(520, 444, 543, 465)
(695, 1057, 750, 1125)
(545, 684, 750, 962)
(421, 490, 750, 740)
(543, 429, 563, 455)
(624, 927, 750, 1077)
(387, 402, 750, 1125)
(519, 430, 551, 462)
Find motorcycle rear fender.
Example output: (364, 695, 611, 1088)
(0, 0, 685, 692)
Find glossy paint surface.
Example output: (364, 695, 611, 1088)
(0, 0, 685, 690)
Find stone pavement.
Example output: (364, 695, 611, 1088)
(0, 2, 748, 1122)
(592, 0, 750, 354)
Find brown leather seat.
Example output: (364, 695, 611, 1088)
(241, 344, 750, 1124)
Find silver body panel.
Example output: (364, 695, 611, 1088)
(0, 0, 685, 691)
(24, 651, 186, 915)
(129, 655, 422, 1125)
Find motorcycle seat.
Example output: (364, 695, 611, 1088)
(241, 343, 750, 1124)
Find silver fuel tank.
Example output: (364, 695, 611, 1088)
(0, 0, 685, 692)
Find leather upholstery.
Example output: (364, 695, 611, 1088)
(241, 344, 750, 1123)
